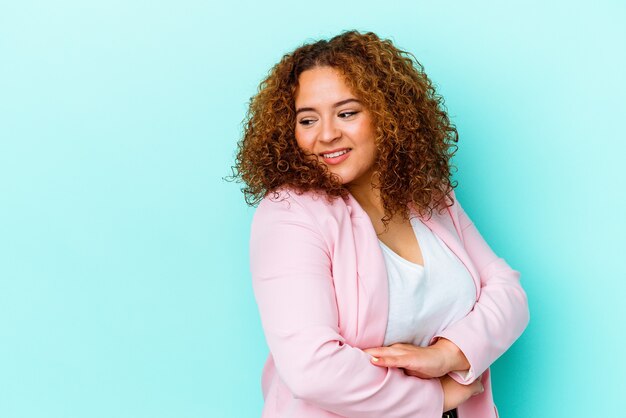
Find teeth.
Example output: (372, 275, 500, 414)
(322, 149, 349, 158)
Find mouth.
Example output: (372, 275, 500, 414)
(320, 148, 352, 165)
(320, 148, 351, 158)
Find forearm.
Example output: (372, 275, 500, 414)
(439, 194, 530, 383)
(264, 328, 445, 418)
(255, 273, 446, 417)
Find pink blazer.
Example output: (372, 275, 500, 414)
(250, 187, 529, 418)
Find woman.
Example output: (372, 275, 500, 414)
(232, 30, 529, 418)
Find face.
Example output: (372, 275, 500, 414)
(294, 66, 378, 188)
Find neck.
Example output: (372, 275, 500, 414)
(346, 178, 385, 216)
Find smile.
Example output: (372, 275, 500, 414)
(321, 149, 350, 158)
(320, 148, 352, 165)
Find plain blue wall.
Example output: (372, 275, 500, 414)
(1, 1, 624, 417)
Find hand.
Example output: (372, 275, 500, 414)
(440, 374, 484, 412)
(363, 339, 470, 379)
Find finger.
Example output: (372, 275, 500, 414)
(364, 346, 407, 357)
(369, 354, 405, 368)
(369, 355, 391, 366)
(369, 356, 384, 367)
(363, 347, 387, 357)
(470, 379, 484, 397)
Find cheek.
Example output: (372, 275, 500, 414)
(295, 131, 314, 154)
(365, 141, 378, 164)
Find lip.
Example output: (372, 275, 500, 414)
(320, 148, 351, 165)
(319, 147, 351, 156)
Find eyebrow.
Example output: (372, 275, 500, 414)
(295, 98, 361, 115)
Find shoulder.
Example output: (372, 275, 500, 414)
(445, 188, 461, 218)
(421, 187, 460, 221)
(428, 188, 475, 244)
(254, 186, 346, 225)
(421, 188, 469, 237)
(250, 188, 351, 247)
(257, 186, 333, 210)
(250, 187, 348, 258)
(445, 188, 474, 231)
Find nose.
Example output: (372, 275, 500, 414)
(320, 118, 341, 143)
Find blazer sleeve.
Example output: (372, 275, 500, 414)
(250, 195, 444, 418)
(434, 193, 530, 384)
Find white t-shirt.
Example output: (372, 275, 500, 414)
(380, 214, 476, 347)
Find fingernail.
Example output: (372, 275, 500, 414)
(371, 357, 379, 362)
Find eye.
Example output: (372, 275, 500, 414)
(298, 118, 316, 126)
(339, 111, 359, 119)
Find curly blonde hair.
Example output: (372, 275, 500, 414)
(229, 30, 459, 223)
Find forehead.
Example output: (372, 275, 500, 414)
(295, 66, 356, 106)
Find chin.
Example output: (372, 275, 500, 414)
(327, 170, 351, 184)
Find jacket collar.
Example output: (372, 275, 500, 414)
(345, 192, 480, 299)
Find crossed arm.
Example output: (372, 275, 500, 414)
(365, 194, 529, 387)
(250, 194, 529, 417)
(251, 197, 448, 417)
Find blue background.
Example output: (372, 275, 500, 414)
(1, 1, 624, 417)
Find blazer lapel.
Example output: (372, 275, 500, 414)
(344, 193, 390, 347)
(344, 194, 482, 350)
